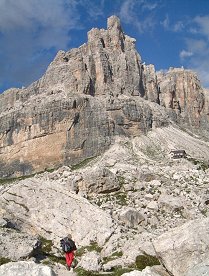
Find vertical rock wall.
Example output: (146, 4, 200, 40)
(0, 16, 208, 177)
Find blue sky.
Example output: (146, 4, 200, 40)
(1, 0, 209, 93)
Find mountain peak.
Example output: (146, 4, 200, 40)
(107, 15, 122, 30)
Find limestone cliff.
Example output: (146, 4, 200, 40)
(0, 16, 208, 178)
(157, 67, 209, 134)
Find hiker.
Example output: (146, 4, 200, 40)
(60, 234, 77, 270)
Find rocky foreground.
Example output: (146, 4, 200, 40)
(0, 125, 209, 276)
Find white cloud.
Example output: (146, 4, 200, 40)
(179, 50, 193, 60)
(0, 0, 80, 47)
(119, 0, 157, 33)
(161, 16, 185, 32)
(160, 15, 169, 29)
(142, 1, 158, 11)
(0, 0, 95, 91)
(181, 38, 209, 87)
(173, 21, 184, 32)
(177, 15, 209, 88)
(194, 15, 209, 39)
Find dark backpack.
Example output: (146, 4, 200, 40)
(60, 237, 77, 253)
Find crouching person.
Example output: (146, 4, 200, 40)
(60, 234, 77, 270)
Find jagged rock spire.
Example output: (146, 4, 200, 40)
(107, 15, 122, 31)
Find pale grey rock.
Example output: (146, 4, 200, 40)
(157, 67, 209, 137)
(148, 180, 161, 187)
(56, 269, 76, 276)
(0, 261, 56, 276)
(153, 217, 209, 276)
(0, 119, 209, 274)
(158, 194, 184, 211)
(80, 166, 120, 194)
(119, 207, 145, 227)
(0, 178, 115, 247)
(78, 251, 102, 271)
(102, 258, 126, 272)
(121, 271, 143, 276)
(0, 228, 38, 261)
(121, 232, 156, 263)
(0, 218, 8, 227)
(145, 194, 154, 201)
(147, 201, 158, 211)
(185, 260, 209, 276)
(121, 266, 165, 275)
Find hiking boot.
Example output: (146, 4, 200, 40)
(66, 265, 71, 271)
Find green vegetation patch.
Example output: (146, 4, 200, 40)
(76, 242, 102, 257)
(0, 178, 16, 185)
(117, 176, 125, 186)
(42, 255, 66, 266)
(75, 266, 134, 276)
(0, 167, 57, 186)
(103, 251, 123, 264)
(135, 254, 160, 270)
(187, 157, 209, 171)
(39, 237, 53, 254)
(71, 156, 97, 170)
(0, 257, 11, 266)
(74, 267, 102, 276)
(115, 192, 128, 206)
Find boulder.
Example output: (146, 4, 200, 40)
(80, 167, 120, 194)
(153, 217, 209, 276)
(0, 261, 56, 276)
(78, 251, 102, 271)
(0, 228, 38, 261)
(119, 208, 145, 227)
(185, 260, 209, 276)
(121, 265, 168, 275)
(158, 194, 184, 212)
(0, 178, 115, 247)
(147, 201, 158, 211)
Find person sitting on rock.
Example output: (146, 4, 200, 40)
(60, 234, 77, 270)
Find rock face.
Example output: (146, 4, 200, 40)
(0, 228, 38, 261)
(157, 68, 209, 134)
(0, 16, 208, 178)
(153, 217, 209, 276)
(0, 261, 56, 276)
(0, 178, 115, 247)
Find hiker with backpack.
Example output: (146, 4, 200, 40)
(60, 234, 77, 270)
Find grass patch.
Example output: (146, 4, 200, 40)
(115, 192, 127, 206)
(71, 156, 97, 170)
(135, 254, 160, 270)
(0, 257, 11, 266)
(107, 266, 134, 275)
(117, 176, 125, 186)
(75, 267, 135, 276)
(0, 167, 57, 185)
(42, 255, 66, 266)
(76, 242, 102, 257)
(39, 237, 67, 266)
(103, 251, 123, 264)
(39, 237, 53, 254)
(74, 267, 102, 276)
(0, 178, 16, 185)
(187, 157, 209, 171)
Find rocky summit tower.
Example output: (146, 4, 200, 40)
(0, 16, 208, 178)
